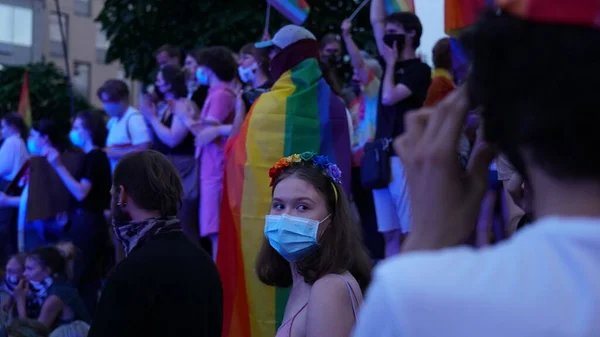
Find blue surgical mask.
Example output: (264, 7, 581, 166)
(103, 102, 124, 117)
(196, 68, 210, 86)
(264, 213, 331, 262)
(27, 138, 40, 155)
(238, 63, 258, 84)
(69, 130, 85, 148)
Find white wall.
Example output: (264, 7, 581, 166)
(414, 0, 446, 66)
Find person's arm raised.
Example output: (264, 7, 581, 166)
(341, 19, 371, 85)
(370, 0, 387, 56)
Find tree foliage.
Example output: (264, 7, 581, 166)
(96, 0, 374, 84)
(0, 61, 92, 134)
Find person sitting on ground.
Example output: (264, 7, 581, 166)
(13, 247, 89, 330)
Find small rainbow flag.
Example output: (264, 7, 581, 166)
(445, 0, 493, 35)
(269, 0, 310, 25)
(217, 57, 351, 337)
(17, 70, 32, 127)
(384, 0, 415, 14)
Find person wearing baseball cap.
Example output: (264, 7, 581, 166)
(218, 24, 352, 337)
(354, 1, 600, 336)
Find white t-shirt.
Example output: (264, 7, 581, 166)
(0, 134, 29, 181)
(353, 216, 600, 337)
(106, 106, 152, 171)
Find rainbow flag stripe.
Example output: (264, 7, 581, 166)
(445, 0, 493, 35)
(217, 57, 351, 337)
(384, 0, 415, 14)
(269, 0, 310, 25)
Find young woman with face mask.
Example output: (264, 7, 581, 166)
(256, 152, 372, 337)
(0, 114, 29, 262)
(12, 246, 90, 330)
(45, 111, 111, 317)
(139, 64, 201, 242)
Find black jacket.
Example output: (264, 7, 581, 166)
(88, 232, 222, 337)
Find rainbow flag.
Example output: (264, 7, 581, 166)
(445, 0, 493, 35)
(268, 0, 310, 25)
(384, 0, 415, 14)
(18, 70, 32, 127)
(217, 57, 351, 337)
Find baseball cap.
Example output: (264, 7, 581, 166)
(496, 0, 600, 28)
(256, 25, 316, 49)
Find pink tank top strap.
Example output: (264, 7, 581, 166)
(276, 302, 308, 337)
(335, 274, 359, 320)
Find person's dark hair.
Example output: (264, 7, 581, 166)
(6, 319, 49, 337)
(31, 119, 67, 152)
(432, 37, 452, 70)
(464, 12, 600, 180)
(240, 43, 271, 80)
(5, 252, 26, 267)
(196, 46, 238, 82)
(156, 44, 181, 59)
(2, 113, 28, 140)
(385, 12, 423, 49)
(256, 165, 372, 292)
(75, 110, 107, 148)
(320, 33, 341, 50)
(113, 150, 183, 217)
(159, 64, 188, 99)
(27, 247, 66, 277)
(319, 61, 343, 97)
(96, 79, 130, 102)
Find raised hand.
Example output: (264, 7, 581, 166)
(394, 87, 497, 251)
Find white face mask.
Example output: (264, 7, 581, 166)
(238, 63, 259, 84)
(263, 213, 331, 262)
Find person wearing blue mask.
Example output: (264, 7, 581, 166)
(98, 79, 152, 172)
(0, 120, 69, 252)
(255, 152, 372, 337)
(176, 46, 237, 259)
(46, 110, 111, 317)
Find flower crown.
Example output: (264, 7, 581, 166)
(269, 152, 342, 187)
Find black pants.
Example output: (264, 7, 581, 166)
(351, 167, 384, 260)
(0, 179, 17, 262)
(67, 209, 109, 318)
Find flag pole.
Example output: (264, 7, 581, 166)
(264, 2, 272, 36)
(52, 0, 76, 117)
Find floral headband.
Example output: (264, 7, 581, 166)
(268, 152, 342, 188)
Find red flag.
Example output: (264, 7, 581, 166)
(18, 71, 32, 127)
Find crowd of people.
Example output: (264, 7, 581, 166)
(0, 0, 598, 335)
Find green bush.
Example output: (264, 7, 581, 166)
(0, 61, 92, 135)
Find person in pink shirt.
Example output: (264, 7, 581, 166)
(186, 47, 237, 260)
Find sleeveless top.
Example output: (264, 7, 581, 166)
(275, 275, 360, 337)
(153, 103, 195, 156)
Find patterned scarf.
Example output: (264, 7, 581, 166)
(113, 216, 182, 256)
(26, 277, 53, 319)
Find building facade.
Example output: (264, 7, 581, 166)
(0, 0, 137, 107)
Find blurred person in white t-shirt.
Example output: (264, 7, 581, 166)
(97, 79, 152, 172)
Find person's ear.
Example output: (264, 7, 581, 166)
(118, 185, 129, 207)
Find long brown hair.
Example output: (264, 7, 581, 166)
(255, 164, 372, 291)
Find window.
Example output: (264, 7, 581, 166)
(74, 0, 91, 17)
(73, 61, 91, 99)
(0, 4, 33, 47)
(49, 12, 68, 57)
(96, 23, 109, 64)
